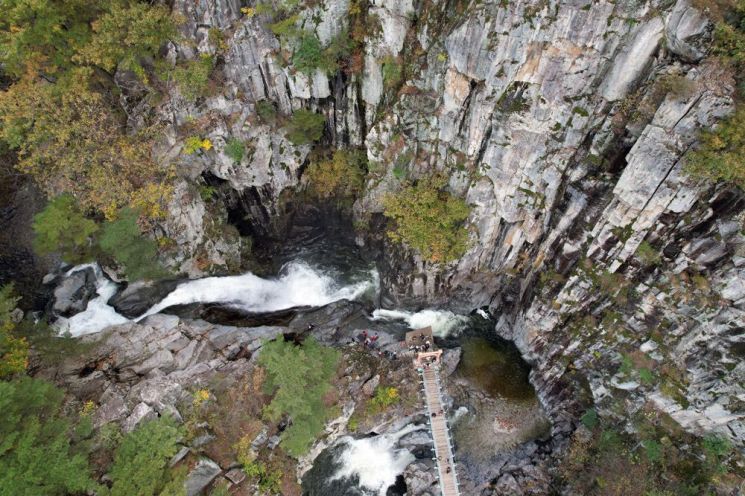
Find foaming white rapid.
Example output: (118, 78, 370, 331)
(139, 261, 377, 320)
(56, 261, 377, 336)
(55, 264, 129, 337)
(332, 424, 425, 495)
(372, 308, 468, 337)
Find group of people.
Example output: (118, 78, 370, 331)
(359, 329, 379, 348)
(408, 333, 432, 353)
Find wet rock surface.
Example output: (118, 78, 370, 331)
(52, 267, 97, 317)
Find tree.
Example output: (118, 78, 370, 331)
(0, 284, 28, 378)
(0, 377, 96, 495)
(99, 209, 167, 281)
(32, 194, 98, 263)
(382, 175, 471, 263)
(258, 337, 340, 456)
(0, 78, 173, 219)
(0, 0, 97, 77)
(109, 416, 183, 496)
(285, 109, 325, 145)
(304, 149, 366, 199)
(74, 2, 177, 77)
(0, 1, 176, 221)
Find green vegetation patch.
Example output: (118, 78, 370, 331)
(172, 55, 214, 102)
(304, 149, 367, 199)
(109, 416, 184, 496)
(224, 138, 246, 163)
(258, 337, 340, 457)
(383, 175, 471, 263)
(285, 109, 326, 145)
(99, 208, 168, 281)
(0, 377, 97, 494)
(0, 284, 29, 379)
(685, 107, 745, 189)
(32, 194, 98, 264)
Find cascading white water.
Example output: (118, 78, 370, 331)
(55, 264, 129, 337)
(56, 261, 379, 337)
(371, 308, 468, 337)
(331, 424, 426, 496)
(139, 261, 378, 319)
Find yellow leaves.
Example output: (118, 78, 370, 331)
(0, 75, 175, 221)
(240, 7, 256, 17)
(80, 400, 96, 417)
(305, 150, 366, 199)
(233, 434, 256, 467)
(370, 386, 400, 411)
(183, 136, 213, 154)
(130, 173, 175, 222)
(192, 388, 211, 408)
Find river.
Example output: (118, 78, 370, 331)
(52, 235, 546, 495)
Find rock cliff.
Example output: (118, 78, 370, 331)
(107, 0, 744, 492)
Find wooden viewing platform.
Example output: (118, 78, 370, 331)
(406, 328, 461, 496)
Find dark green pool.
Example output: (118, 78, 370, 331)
(454, 337, 536, 401)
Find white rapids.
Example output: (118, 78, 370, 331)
(140, 261, 377, 319)
(55, 264, 129, 337)
(371, 308, 469, 337)
(331, 424, 426, 496)
(57, 261, 378, 337)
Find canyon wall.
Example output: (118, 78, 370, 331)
(145, 0, 743, 471)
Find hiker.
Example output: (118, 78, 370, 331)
(364, 337, 371, 347)
(371, 333, 379, 343)
(424, 340, 431, 351)
(446, 467, 451, 474)
(307, 323, 315, 331)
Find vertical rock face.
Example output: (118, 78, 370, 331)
(153, 0, 743, 453)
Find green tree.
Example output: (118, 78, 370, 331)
(32, 194, 98, 263)
(292, 33, 325, 74)
(258, 337, 340, 457)
(0, 0, 96, 77)
(285, 109, 325, 145)
(99, 208, 167, 281)
(0, 284, 28, 378)
(74, 2, 177, 77)
(382, 175, 471, 263)
(109, 416, 183, 496)
(304, 149, 366, 199)
(0, 377, 96, 495)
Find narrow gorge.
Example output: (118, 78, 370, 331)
(0, 0, 743, 495)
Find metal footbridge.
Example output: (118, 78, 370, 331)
(406, 327, 461, 496)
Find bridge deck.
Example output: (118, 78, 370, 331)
(420, 365, 460, 496)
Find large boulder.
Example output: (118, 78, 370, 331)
(185, 458, 222, 496)
(52, 267, 98, 317)
(108, 279, 183, 318)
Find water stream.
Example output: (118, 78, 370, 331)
(53, 234, 547, 493)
